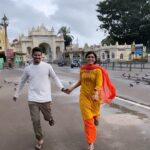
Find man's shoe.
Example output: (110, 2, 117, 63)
(35, 139, 44, 150)
(49, 119, 55, 126)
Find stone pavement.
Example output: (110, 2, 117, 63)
(52, 65, 150, 107)
(0, 68, 150, 150)
(1, 67, 150, 107)
(0, 65, 150, 106)
(107, 69, 150, 106)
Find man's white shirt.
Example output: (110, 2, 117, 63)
(15, 62, 64, 102)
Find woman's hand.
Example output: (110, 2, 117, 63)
(64, 80, 81, 94)
(92, 91, 99, 101)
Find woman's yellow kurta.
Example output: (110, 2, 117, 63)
(80, 68, 103, 120)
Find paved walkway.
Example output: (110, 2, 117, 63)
(0, 68, 150, 150)
(1, 67, 150, 106)
(52, 65, 150, 107)
(107, 69, 150, 106)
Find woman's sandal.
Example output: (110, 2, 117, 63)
(94, 119, 99, 126)
(88, 143, 94, 150)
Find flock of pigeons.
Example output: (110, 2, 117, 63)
(122, 73, 150, 87)
(0, 73, 150, 90)
(0, 79, 18, 90)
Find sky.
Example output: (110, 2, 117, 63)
(0, 0, 106, 47)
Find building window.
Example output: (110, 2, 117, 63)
(111, 52, 115, 59)
(56, 46, 60, 55)
(129, 54, 132, 60)
(102, 53, 105, 59)
(56, 46, 62, 60)
(118, 49, 125, 51)
(120, 53, 123, 59)
(27, 47, 31, 54)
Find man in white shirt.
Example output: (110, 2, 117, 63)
(13, 47, 66, 150)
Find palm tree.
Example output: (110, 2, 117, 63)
(58, 26, 74, 49)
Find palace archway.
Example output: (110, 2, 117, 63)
(39, 43, 52, 62)
(13, 25, 65, 63)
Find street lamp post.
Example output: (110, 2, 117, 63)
(0, 14, 9, 63)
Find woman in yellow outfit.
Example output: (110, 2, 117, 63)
(67, 51, 103, 150)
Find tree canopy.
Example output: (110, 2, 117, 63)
(97, 0, 150, 45)
(101, 36, 115, 46)
(58, 26, 74, 49)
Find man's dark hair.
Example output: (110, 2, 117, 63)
(32, 47, 42, 56)
(85, 51, 97, 64)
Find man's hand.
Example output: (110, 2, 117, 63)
(13, 96, 17, 102)
(61, 88, 72, 94)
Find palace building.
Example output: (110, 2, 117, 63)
(13, 24, 65, 63)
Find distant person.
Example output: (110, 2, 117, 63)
(8, 61, 12, 68)
(25, 61, 30, 66)
(13, 47, 67, 150)
(66, 51, 116, 150)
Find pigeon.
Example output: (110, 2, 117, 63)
(129, 83, 134, 87)
(7, 81, 12, 84)
(128, 74, 131, 79)
(69, 81, 72, 85)
(135, 81, 140, 84)
(145, 74, 150, 77)
(14, 83, 18, 86)
(122, 73, 126, 77)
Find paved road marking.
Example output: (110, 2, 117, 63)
(116, 96, 150, 110)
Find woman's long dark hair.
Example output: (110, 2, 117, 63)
(85, 51, 97, 64)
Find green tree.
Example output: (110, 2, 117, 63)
(97, 0, 150, 45)
(101, 36, 115, 45)
(58, 26, 74, 49)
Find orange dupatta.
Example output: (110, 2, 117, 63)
(81, 64, 116, 104)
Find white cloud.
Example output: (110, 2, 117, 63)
(0, 0, 106, 47)
(10, 0, 58, 17)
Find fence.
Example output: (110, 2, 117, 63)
(100, 62, 150, 72)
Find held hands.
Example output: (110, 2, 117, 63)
(61, 87, 74, 94)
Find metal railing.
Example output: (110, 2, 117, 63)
(100, 61, 150, 72)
